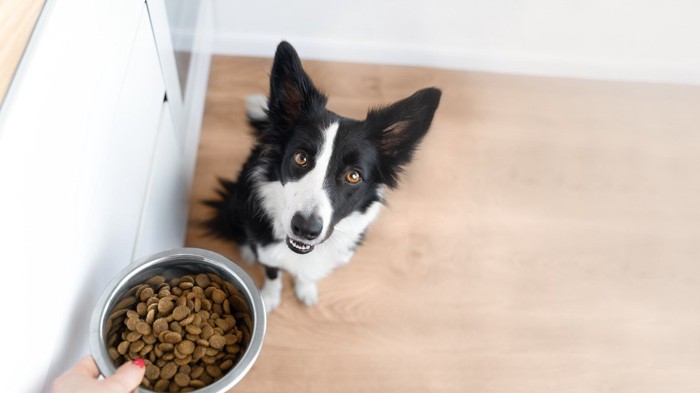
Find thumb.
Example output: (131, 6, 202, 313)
(102, 358, 146, 392)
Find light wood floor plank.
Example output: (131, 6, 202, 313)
(0, 0, 45, 104)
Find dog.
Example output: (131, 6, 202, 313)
(204, 41, 441, 313)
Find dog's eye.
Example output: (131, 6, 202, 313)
(344, 170, 362, 184)
(293, 151, 308, 166)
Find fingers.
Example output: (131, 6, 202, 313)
(101, 358, 145, 392)
(69, 355, 100, 379)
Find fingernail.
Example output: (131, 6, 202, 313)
(132, 358, 145, 368)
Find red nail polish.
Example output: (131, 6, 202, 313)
(132, 358, 145, 368)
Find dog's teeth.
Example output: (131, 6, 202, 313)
(290, 238, 310, 250)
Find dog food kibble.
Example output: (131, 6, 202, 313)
(105, 273, 252, 392)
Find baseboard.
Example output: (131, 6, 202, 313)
(212, 33, 700, 86)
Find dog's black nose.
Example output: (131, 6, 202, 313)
(291, 213, 322, 240)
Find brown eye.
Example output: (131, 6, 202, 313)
(294, 151, 308, 166)
(344, 170, 362, 184)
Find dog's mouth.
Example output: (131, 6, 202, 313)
(286, 236, 315, 254)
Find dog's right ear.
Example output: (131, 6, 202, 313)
(268, 42, 327, 127)
(367, 87, 441, 188)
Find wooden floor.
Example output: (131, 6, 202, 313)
(0, 0, 45, 104)
(185, 56, 700, 393)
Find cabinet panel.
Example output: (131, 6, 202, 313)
(133, 102, 189, 260)
(0, 5, 166, 391)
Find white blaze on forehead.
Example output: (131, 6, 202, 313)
(283, 122, 339, 242)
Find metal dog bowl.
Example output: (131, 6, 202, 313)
(89, 248, 266, 392)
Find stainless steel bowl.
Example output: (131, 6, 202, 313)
(89, 248, 266, 392)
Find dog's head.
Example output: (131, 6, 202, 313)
(257, 42, 441, 254)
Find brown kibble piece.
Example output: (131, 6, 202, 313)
(189, 379, 206, 388)
(112, 296, 137, 311)
(211, 289, 226, 304)
(174, 355, 193, 366)
(136, 321, 152, 335)
(173, 373, 190, 387)
(160, 362, 178, 379)
(158, 298, 175, 315)
(223, 282, 236, 296)
(163, 332, 183, 344)
(125, 317, 139, 331)
(224, 334, 237, 345)
(147, 297, 160, 308)
(178, 364, 192, 375)
(179, 314, 195, 326)
(154, 379, 169, 391)
(226, 344, 240, 354)
(192, 345, 206, 360)
(108, 347, 120, 361)
(200, 372, 214, 384)
(190, 366, 204, 379)
(207, 273, 223, 284)
(179, 281, 194, 289)
(140, 287, 155, 302)
(117, 340, 130, 355)
(177, 340, 195, 355)
(201, 323, 213, 339)
(220, 359, 234, 369)
(139, 344, 154, 356)
(146, 275, 166, 286)
(195, 274, 210, 288)
(214, 318, 228, 330)
(169, 321, 183, 335)
(206, 365, 222, 378)
(153, 318, 169, 335)
(129, 340, 145, 353)
(145, 364, 160, 380)
(136, 302, 147, 316)
(209, 334, 225, 349)
(172, 305, 190, 321)
(185, 325, 201, 335)
(126, 331, 142, 342)
(180, 275, 195, 284)
(146, 309, 156, 324)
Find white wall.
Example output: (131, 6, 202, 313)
(212, 0, 700, 85)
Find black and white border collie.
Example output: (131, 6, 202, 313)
(204, 41, 441, 313)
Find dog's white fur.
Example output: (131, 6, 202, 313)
(280, 122, 337, 244)
(247, 98, 384, 312)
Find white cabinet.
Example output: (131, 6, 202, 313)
(0, 1, 211, 391)
(133, 102, 190, 260)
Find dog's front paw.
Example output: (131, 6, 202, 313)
(294, 280, 318, 306)
(260, 278, 282, 313)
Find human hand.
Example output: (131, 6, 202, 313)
(52, 355, 145, 393)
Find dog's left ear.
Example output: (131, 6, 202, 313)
(367, 87, 441, 188)
(268, 41, 327, 127)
